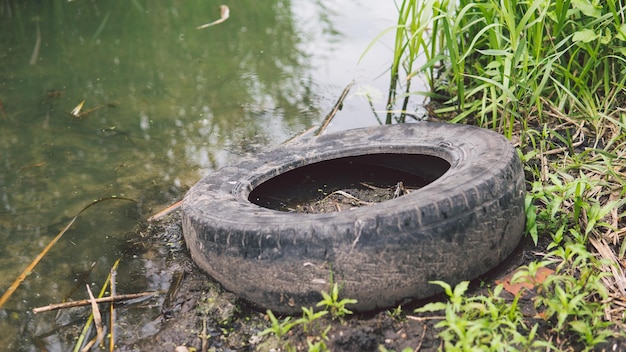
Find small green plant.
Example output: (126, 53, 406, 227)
(414, 281, 552, 351)
(306, 339, 330, 352)
(518, 241, 616, 348)
(258, 278, 360, 351)
(259, 309, 298, 340)
(316, 282, 358, 320)
(378, 346, 414, 352)
(387, 305, 405, 322)
(296, 306, 328, 333)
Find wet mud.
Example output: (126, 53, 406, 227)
(118, 207, 625, 352)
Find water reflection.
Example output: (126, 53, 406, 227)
(0, 0, 397, 349)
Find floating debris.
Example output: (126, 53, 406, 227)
(197, 5, 230, 29)
(29, 17, 41, 65)
(70, 99, 116, 119)
(71, 99, 86, 117)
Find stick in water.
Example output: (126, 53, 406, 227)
(147, 200, 183, 222)
(315, 81, 355, 136)
(32, 291, 158, 314)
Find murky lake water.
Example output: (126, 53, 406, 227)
(0, 1, 419, 350)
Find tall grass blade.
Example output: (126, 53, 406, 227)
(0, 197, 135, 309)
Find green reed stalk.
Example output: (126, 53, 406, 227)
(366, 0, 449, 124)
(385, 0, 412, 124)
(384, 0, 626, 131)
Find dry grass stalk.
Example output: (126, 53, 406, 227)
(109, 267, 117, 352)
(29, 18, 41, 65)
(590, 237, 626, 296)
(315, 81, 354, 136)
(56, 262, 96, 320)
(0, 215, 80, 309)
(0, 197, 135, 309)
(32, 291, 158, 314)
(147, 200, 183, 222)
(85, 284, 104, 350)
(73, 259, 121, 351)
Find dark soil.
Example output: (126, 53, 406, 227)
(113, 188, 626, 352)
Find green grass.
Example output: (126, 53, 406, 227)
(367, 0, 626, 350)
(261, 1, 626, 351)
(415, 281, 551, 351)
(258, 282, 350, 352)
(316, 281, 358, 321)
(378, 0, 626, 132)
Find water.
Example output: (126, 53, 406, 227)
(0, 1, 408, 350)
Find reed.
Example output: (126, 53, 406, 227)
(379, 0, 626, 136)
(374, 1, 626, 349)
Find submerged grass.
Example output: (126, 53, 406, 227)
(372, 0, 626, 350)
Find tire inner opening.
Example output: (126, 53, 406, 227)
(248, 153, 450, 213)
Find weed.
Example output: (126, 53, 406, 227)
(369, 0, 626, 135)
(330, 0, 626, 349)
(378, 346, 414, 352)
(259, 309, 297, 340)
(414, 281, 553, 351)
(316, 282, 358, 320)
(510, 242, 617, 349)
(306, 339, 330, 352)
(257, 279, 359, 351)
(387, 305, 405, 322)
(526, 241, 616, 346)
(296, 306, 328, 333)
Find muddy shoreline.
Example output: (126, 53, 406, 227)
(114, 209, 552, 352)
(117, 181, 625, 351)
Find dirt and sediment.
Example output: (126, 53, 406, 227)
(118, 185, 625, 351)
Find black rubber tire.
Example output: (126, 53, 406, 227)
(182, 123, 525, 314)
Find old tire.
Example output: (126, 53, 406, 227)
(182, 123, 525, 314)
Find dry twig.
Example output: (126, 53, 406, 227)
(86, 285, 105, 348)
(315, 81, 355, 136)
(32, 291, 159, 314)
(148, 200, 183, 222)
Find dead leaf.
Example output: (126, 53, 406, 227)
(71, 99, 86, 117)
(85, 284, 104, 347)
(495, 266, 555, 297)
(197, 5, 230, 29)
